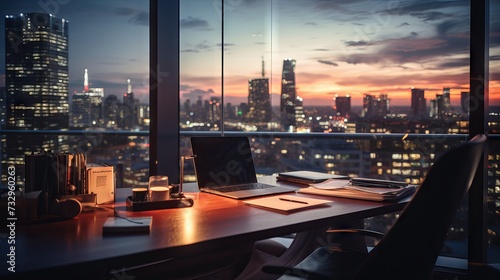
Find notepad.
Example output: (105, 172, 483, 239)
(244, 195, 331, 213)
(102, 216, 152, 234)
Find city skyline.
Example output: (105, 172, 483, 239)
(0, 0, 150, 103)
(179, 0, 500, 107)
(1, 0, 500, 107)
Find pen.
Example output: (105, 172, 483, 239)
(279, 197, 308, 204)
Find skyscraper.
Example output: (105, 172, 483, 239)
(280, 59, 297, 131)
(334, 94, 351, 117)
(103, 94, 119, 129)
(362, 94, 390, 118)
(411, 88, 426, 118)
(207, 97, 221, 126)
(3, 12, 69, 185)
(294, 96, 305, 127)
(71, 69, 104, 128)
(5, 13, 69, 130)
(461, 91, 470, 116)
(437, 87, 453, 118)
(121, 79, 139, 130)
(247, 58, 271, 123)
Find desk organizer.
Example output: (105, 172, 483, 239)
(126, 193, 194, 211)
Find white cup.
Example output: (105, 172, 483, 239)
(150, 186, 171, 201)
(148, 175, 169, 201)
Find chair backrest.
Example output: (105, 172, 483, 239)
(353, 134, 487, 280)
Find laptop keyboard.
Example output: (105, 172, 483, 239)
(214, 183, 274, 193)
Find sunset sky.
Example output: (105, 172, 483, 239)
(1, 0, 499, 107)
(180, 0, 500, 107)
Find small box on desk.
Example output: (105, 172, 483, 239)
(86, 164, 115, 204)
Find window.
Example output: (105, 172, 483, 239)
(1, 1, 150, 188)
(174, 0, 498, 277)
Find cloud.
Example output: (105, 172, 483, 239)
(181, 17, 211, 30)
(491, 72, 500, 82)
(216, 42, 236, 52)
(317, 60, 339, 66)
(181, 40, 217, 53)
(113, 7, 137, 16)
(436, 58, 469, 69)
(337, 16, 469, 68)
(409, 11, 450, 22)
(344, 40, 375, 47)
(128, 11, 148, 26)
(181, 87, 216, 100)
(99, 4, 149, 26)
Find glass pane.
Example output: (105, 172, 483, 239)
(1, 1, 150, 190)
(179, 0, 472, 262)
(489, 0, 500, 269)
(179, 0, 222, 132)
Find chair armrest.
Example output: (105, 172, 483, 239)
(326, 228, 385, 239)
(262, 265, 331, 280)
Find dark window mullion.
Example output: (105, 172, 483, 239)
(469, 0, 490, 278)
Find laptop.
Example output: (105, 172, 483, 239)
(190, 136, 295, 199)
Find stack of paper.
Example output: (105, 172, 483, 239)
(244, 195, 331, 213)
(276, 170, 349, 185)
(297, 179, 417, 202)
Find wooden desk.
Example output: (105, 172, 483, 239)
(1, 177, 410, 279)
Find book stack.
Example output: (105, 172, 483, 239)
(297, 178, 417, 202)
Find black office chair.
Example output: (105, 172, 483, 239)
(262, 134, 487, 280)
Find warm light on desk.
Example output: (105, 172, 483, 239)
(180, 209, 197, 243)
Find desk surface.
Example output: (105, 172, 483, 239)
(1, 177, 410, 278)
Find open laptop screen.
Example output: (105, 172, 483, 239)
(190, 136, 258, 188)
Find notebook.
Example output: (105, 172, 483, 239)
(190, 136, 295, 199)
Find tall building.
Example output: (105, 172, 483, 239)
(0, 87, 5, 127)
(411, 88, 426, 118)
(5, 13, 69, 129)
(294, 96, 305, 127)
(280, 59, 297, 131)
(71, 69, 104, 128)
(334, 94, 351, 117)
(121, 79, 139, 130)
(375, 94, 390, 116)
(429, 99, 438, 119)
(207, 97, 221, 126)
(103, 95, 119, 128)
(247, 58, 271, 123)
(362, 94, 390, 118)
(3, 12, 69, 185)
(436, 87, 453, 118)
(461, 91, 470, 116)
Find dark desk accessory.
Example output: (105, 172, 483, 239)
(179, 155, 196, 196)
(126, 155, 197, 211)
(126, 193, 194, 211)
